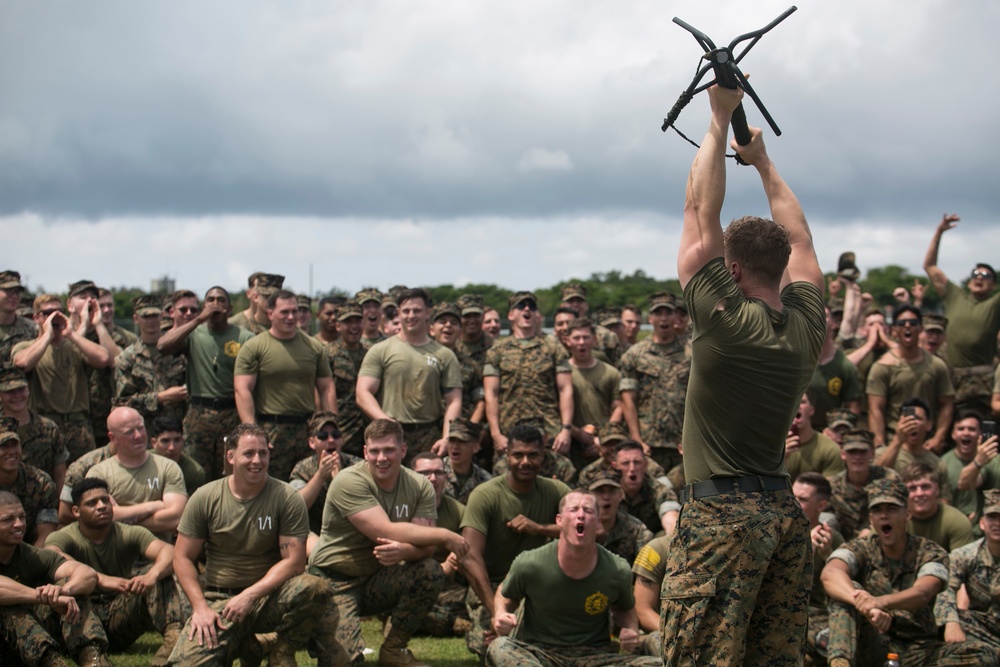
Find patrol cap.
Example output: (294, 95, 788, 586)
(0, 367, 28, 392)
(337, 300, 363, 321)
(355, 288, 383, 305)
(388, 285, 408, 302)
(596, 307, 622, 328)
(0, 271, 25, 291)
(308, 411, 340, 436)
(0, 416, 20, 446)
(68, 280, 99, 299)
(867, 478, 908, 509)
(457, 294, 484, 316)
(296, 294, 312, 311)
(841, 429, 875, 452)
(588, 469, 622, 491)
(828, 298, 844, 314)
(447, 417, 482, 443)
(254, 274, 285, 297)
(561, 283, 588, 302)
(647, 292, 676, 313)
(132, 294, 163, 317)
(381, 293, 398, 310)
(983, 489, 1000, 516)
(598, 422, 630, 447)
(674, 297, 687, 314)
(432, 302, 461, 322)
(508, 291, 537, 311)
(827, 408, 858, 431)
(922, 314, 947, 333)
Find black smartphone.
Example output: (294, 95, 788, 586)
(982, 420, 997, 441)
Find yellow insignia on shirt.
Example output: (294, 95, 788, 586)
(224, 341, 242, 358)
(584, 591, 609, 615)
(633, 545, 661, 573)
(827, 377, 842, 397)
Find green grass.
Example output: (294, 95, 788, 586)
(112, 619, 479, 666)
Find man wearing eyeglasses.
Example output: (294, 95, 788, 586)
(924, 213, 1000, 416)
(483, 292, 574, 458)
(866, 304, 954, 453)
(158, 287, 254, 481)
(12, 293, 111, 463)
(114, 295, 188, 435)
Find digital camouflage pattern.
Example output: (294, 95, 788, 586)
(113, 339, 187, 430)
(0, 316, 38, 368)
(59, 445, 113, 505)
(622, 476, 679, 535)
(0, 464, 57, 544)
(418, 582, 468, 638)
(442, 457, 492, 505)
(602, 509, 653, 566)
(17, 412, 69, 481)
(183, 403, 240, 481)
(86, 324, 136, 447)
(593, 324, 623, 368)
(0, 597, 108, 666)
(828, 466, 901, 541)
(324, 340, 367, 457)
(935, 537, 1000, 650)
(494, 449, 577, 486)
(456, 348, 485, 420)
(660, 491, 810, 667)
(258, 421, 309, 482)
(483, 335, 570, 439)
(227, 310, 267, 335)
(42, 414, 95, 466)
(93, 567, 186, 651)
(577, 457, 667, 491)
(487, 636, 661, 667)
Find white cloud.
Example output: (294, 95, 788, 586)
(517, 148, 574, 173)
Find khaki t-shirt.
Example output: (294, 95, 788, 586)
(12, 339, 90, 415)
(570, 361, 620, 429)
(309, 461, 437, 578)
(785, 432, 845, 481)
(358, 336, 462, 423)
(87, 454, 187, 506)
(234, 330, 332, 415)
(942, 281, 1000, 368)
(185, 324, 254, 399)
(178, 476, 309, 588)
(45, 522, 156, 579)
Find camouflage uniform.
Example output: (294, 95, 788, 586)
(593, 324, 622, 368)
(58, 445, 113, 507)
(113, 338, 188, 431)
(488, 637, 661, 667)
(622, 475, 679, 536)
(442, 457, 493, 504)
(602, 508, 654, 566)
(456, 348, 485, 421)
(259, 420, 310, 483)
(829, 466, 901, 541)
(494, 449, 577, 486)
(43, 414, 94, 466)
(618, 337, 690, 473)
(0, 463, 57, 545)
(183, 402, 239, 482)
(288, 450, 361, 535)
(325, 339, 367, 458)
(577, 457, 668, 491)
(86, 324, 136, 447)
(227, 310, 267, 335)
(17, 412, 69, 482)
(936, 537, 1000, 651)
(827, 533, 997, 666)
(0, 315, 38, 368)
(91, 565, 186, 651)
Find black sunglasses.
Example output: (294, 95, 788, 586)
(514, 301, 538, 312)
(315, 430, 341, 441)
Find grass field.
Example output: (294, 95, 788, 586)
(114, 619, 479, 666)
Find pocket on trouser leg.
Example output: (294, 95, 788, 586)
(660, 574, 716, 666)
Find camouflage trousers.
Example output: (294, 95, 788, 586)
(167, 573, 331, 667)
(827, 594, 998, 667)
(954, 609, 1000, 654)
(310, 558, 444, 666)
(183, 403, 241, 481)
(486, 637, 662, 667)
(258, 420, 310, 482)
(638, 631, 660, 657)
(0, 597, 108, 666)
(398, 420, 442, 466)
(805, 606, 830, 665)
(466, 581, 500, 657)
(416, 581, 469, 637)
(660, 489, 811, 667)
(953, 365, 995, 416)
(94, 573, 186, 651)
(41, 412, 95, 464)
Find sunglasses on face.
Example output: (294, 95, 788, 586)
(176, 307, 199, 314)
(315, 430, 341, 441)
(514, 301, 538, 312)
(971, 270, 995, 280)
(38, 309, 64, 318)
(894, 319, 920, 327)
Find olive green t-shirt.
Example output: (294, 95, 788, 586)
(12, 339, 90, 415)
(570, 361, 621, 429)
(460, 475, 570, 583)
(185, 324, 254, 399)
(941, 281, 1000, 368)
(358, 336, 462, 423)
(865, 351, 954, 432)
(87, 454, 187, 506)
(681, 259, 826, 483)
(233, 330, 332, 416)
(0, 543, 65, 585)
(45, 522, 155, 579)
(502, 541, 633, 648)
(178, 476, 309, 588)
(309, 461, 437, 578)
(434, 494, 465, 563)
(785, 432, 845, 481)
(906, 503, 974, 553)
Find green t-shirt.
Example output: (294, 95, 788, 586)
(906, 503, 974, 553)
(177, 454, 207, 495)
(178, 476, 309, 588)
(502, 541, 633, 648)
(785, 432, 845, 481)
(941, 281, 1000, 368)
(808, 348, 863, 430)
(87, 454, 187, 505)
(570, 361, 620, 429)
(874, 445, 940, 475)
(185, 324, 254, 399)
(233, 330, 332, 416)
(309, 461, 437, 578)
(11, 339, 90, 415)
(45, 522, 155, 579)
(0, 543, 65, 586)
(460, 475, 570, 583)
(434, 494, 465, 563)
(681, 259, 826, 483)
(358, 336, 462, 423)
(865, 351, 954, 431)
(938, 450, 979, 519)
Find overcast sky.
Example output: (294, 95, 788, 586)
(2, 0, 998, 298)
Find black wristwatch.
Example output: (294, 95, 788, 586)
(562, 424, 572, 431)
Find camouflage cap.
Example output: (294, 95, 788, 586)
(983, 489, 1000, 516)
(922, 314, 947, 332)
(457, 294, 485, 316)
(596, 307, 622, 328)
(337, 300, 363, 321)
(307, 411, 340, 436)
(867, 477, 908, 509)
(598, 422, 630, 446)
(507, 291, 537, 311)
(388, 285, 408, 301)
(587, 468, 622, 491)
(254, 274, 285, 296)
(0, 367, 28, 392)
(0, 271, 25, 291)
(561, 283, 588, 302)
(132, 294, 163, 317)
(297, 294, 312, 310)
(837, 251, 860, 282)
(841, 429, 875, 452)
(647, 292, 676, 312)
(432, 302, 462, 322)
(68, 280, 99, 299)
(513, 415, 546, 433)
(827, 408, 858, 431)
(0, 416, 20, 446)
(447, 417, 482, 443)
(355, 288, 383, 305)
(674, 297, 687, 314)
(381, 293, 398, 309)
(828, 298, 845, 314)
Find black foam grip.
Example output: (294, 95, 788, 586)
(662, 91, 693, 132)
(731, 103, 751, 146)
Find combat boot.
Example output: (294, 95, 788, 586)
(39, 649, 70, 667)
(377, 645, 431, 667)
(76, 644, 112, 667)
(151, 621, 182, 667)
(266, 637, 298, 667)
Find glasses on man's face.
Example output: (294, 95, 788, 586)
(514, 301, 538, 312)
(971, 270, 994, 281)
(176, 307, 199, 314)
(315, 430, 341, 441)
(894, 318, 921, 328)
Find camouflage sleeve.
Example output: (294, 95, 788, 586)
(618, 347, 639, 392)
(828, 546, 860, 579)
(52, 425, 69, 467)
(935, 542, 977, 625)
(36, 469, 58, 526)
(113, 348, 159, 414)
(654, 481, 680, 515)
(916, 538, 950, 584)
(482, 342, 500, 377)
